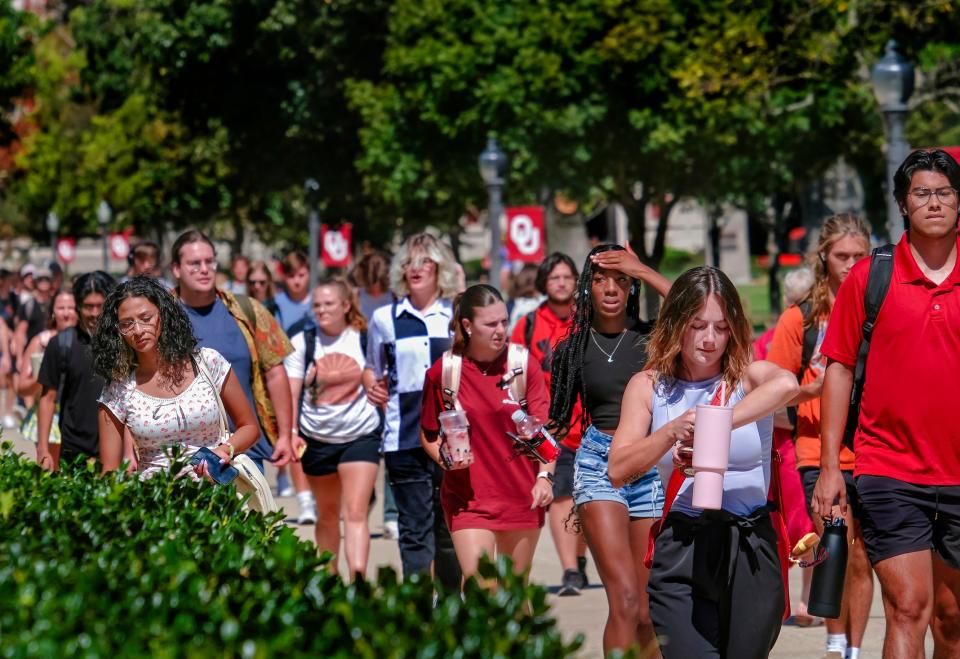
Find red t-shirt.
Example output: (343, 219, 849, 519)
(510, 302, 584, 450)
(421, 351, 550, 531)
(820, 233, 960, 485)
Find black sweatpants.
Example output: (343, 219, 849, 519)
(648, 509, 784, 659)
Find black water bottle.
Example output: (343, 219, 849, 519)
(808, 519, 848, 618)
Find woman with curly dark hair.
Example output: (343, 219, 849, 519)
(549, 243, 670, 656)
(94, 277, 259, 477)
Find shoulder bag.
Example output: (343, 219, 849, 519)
(194, 352, 280, 516)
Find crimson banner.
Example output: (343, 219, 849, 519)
(321, 223, 352, 267)
(505, 206, 545, 263)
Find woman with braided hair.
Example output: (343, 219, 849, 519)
(549, 243, 670, 656)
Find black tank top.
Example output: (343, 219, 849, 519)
(581, 321, 653, 430)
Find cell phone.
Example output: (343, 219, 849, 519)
(189, 447, 239, 485)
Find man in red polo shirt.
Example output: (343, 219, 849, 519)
(511, 252, 589, 596)
(814, 148, 960, 659)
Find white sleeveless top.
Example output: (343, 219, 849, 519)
(651, 373, 773, 517)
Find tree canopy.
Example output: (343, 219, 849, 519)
(1, 0, 959, 257)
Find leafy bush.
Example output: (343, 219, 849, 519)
(0, 444, 580, 657)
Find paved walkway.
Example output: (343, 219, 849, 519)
(5, 427, 935, 657)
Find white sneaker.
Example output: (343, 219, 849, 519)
(276, 472, 294, 498)
(383, 520, 399, 540)
(297, 504, 317, 525)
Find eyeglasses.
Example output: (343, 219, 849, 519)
(118, 314, 157, 336)
(247, 279, 268, 287)
(182, 258, 218, 273)
(910, 187, 958, 207)
(402, 257, 436, 271)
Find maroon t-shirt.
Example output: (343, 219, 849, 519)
(421, 351, 550, 531)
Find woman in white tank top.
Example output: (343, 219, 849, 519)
(608, 266, 799, 658)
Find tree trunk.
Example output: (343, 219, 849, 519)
(708, 204, 722, 269)
(231, 215, 246, 260)
(622, 192, 678, 319)
(768, 194, 789, 317)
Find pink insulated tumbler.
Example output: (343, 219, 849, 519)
(691, 403, 733, 510)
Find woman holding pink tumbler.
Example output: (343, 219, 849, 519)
(608, 266, 798, 658)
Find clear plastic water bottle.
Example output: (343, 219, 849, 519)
(510, 410, 561, 463)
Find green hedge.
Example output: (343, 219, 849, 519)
(0, 443, 581, 657)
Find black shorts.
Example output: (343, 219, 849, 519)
(856, 475, 960, 569)
(552, 445, 575, 499)
(799, 467, 861, 520)
(300, 431, 380, 477)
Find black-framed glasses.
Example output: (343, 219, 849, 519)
(910, 187, 958, 207)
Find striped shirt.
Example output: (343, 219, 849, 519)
(366, 296, 453, 452)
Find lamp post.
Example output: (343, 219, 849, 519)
(97, 200, 112, 272)
(871, 39, 915, 242)
(45, 211, 59, 265)
(478, 136, 508, 289)
(305, 178, 321, 293)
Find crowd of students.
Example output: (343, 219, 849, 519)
(1, 148, 960, 658)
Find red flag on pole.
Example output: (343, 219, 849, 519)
(321, 223, 352, 267)
(505, 207, 546, 263)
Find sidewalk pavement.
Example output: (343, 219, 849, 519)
(5, 427, 933, 658)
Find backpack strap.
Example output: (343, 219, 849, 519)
(522, 309, 537, 349)
(297, 325, 318, 413)
(440, 350, 462, 411)
(57, 328, 74, 403)
(787, 299, 819, 437)
(798, 300, 818, 378)
(844, 243, 895, 448)
(504, 343, 528, 410)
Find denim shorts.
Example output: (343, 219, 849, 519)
(573, 426, 664, 518)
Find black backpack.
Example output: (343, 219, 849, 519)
(522, 309, 537, 349)
(842, 244, 895, 449)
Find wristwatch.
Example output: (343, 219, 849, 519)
(537, 471, 555, 484)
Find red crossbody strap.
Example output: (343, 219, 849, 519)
(769, 448, 792, 622)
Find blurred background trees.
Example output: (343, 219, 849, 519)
(1, 0, 959, 273)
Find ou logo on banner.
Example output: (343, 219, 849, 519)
(324, 230, 348, 262)
(321, 223, 352, 267)
(505, 206, 545, 263)
(56, 238, 77, 264)
(109, 233, 130, 260)
(509, 214, 541, 256)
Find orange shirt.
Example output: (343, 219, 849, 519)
(767, 305, 855, 471)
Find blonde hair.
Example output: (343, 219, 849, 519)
(646, 267, 753, 398)
(389, 233, 460, 300)
(802, 214, 871, 329)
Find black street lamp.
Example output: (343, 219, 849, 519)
(478, 136, 508, 289)
(97, 200, 112, 272)
(871, 39, 915, 242)
(305, 178, 321, 292)
(45, 211, 59, 265)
